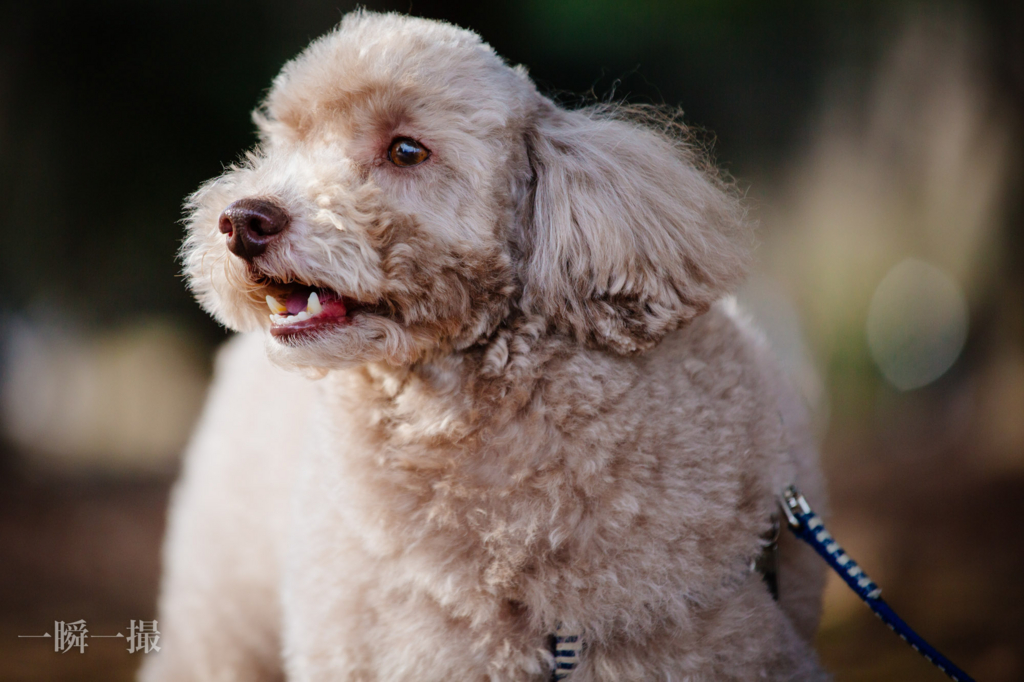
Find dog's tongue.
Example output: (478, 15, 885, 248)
(285, 289, 311, 315)
(281, 287, 347, 318)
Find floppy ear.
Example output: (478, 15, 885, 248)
(518, 102, 752, 354)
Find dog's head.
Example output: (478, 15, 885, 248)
(183, 12, 751, 369)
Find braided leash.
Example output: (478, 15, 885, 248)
(781, 485, 976, 682)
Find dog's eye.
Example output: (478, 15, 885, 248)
(388, 137, 430, 167)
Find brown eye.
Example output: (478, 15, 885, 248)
(388, 137, 430, 167)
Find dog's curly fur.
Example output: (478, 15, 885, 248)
(142, 12, 828, 681)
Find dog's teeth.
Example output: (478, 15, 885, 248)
(266, 295, 286, 314)
(307, 292, 322, 316)
(269, 309, 314, 326)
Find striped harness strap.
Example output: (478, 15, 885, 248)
(549, 623, 583, 681)
(546, 486, 976, 682)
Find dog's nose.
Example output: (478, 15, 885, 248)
(218, 198, 290, 261)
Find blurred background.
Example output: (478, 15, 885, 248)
(0, 0, 1021, 679)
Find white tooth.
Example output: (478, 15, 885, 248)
(266, 295, 286, 314)
(270, 314, 286, 325)
(293, 311, 310, 322)
(307, 291, 322, 316)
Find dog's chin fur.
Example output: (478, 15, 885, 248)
(145, 10, 829, 682)
(263, 316, 431, 371)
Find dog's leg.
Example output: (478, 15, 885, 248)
(137, 483, 285, 682)
(139, 334, 313, 682)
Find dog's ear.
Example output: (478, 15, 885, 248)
(518, 103, 752, 353)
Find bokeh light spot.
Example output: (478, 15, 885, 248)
(866, 258, 969, 391)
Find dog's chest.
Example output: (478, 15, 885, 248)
(283, 411, 574, 680)
(281, 342, 782, 679)
(281, 364, 637, 676)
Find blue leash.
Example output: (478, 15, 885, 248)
(781, 485, 976, 682)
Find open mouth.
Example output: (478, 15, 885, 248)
(261, 280, 360, 338)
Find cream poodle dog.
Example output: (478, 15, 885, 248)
(142, 12, 828, 682)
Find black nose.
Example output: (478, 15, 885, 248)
(218, 198, 290, 261)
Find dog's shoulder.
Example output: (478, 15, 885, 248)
(637, 299, 802, 477)
(641, 298, 772, 390)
